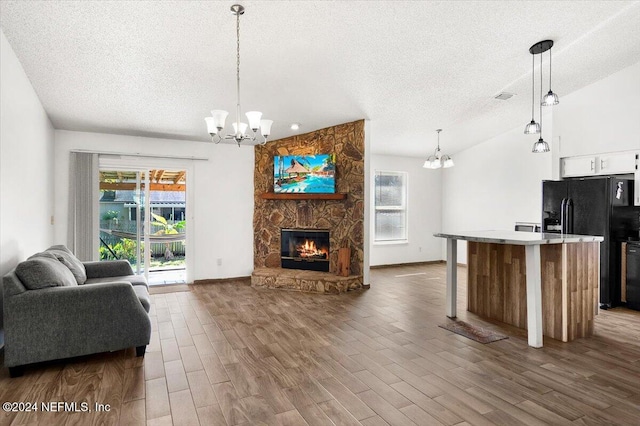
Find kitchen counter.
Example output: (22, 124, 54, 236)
(434, 230, 603, 348)
(434, 230, 604, 245)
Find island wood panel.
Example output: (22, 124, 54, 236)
(467, 241, 599, 342)
(467, 242, 527, 329)
(564, 242, 599, 341)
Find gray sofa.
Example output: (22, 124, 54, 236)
(2, 245, 151, 377)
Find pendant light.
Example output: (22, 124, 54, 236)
(524, 53, 540, 134)
(423, 129, 454, 169)
(541, 43, 559, 106)
(532, 50, 550, 153)
(527, 40, 554, 153)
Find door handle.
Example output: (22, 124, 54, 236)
(590, 160, 595, 171)
(600, 159, 605, 169)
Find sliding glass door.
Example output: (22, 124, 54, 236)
(98, 168, 187, 285)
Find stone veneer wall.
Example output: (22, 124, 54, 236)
(254, 120, 364, 276)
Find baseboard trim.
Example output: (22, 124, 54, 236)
(193, 276, 251, 285)
(370, 260, 445, 269)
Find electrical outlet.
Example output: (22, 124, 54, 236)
(217, 258, 222, 266)
(50, 215, 54, 225)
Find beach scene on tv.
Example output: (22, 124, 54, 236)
(274, 154, 336, 193)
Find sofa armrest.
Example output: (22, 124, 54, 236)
(3, 282, 151, 367)
(83, 260, 134, 278)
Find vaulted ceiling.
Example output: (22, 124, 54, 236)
(2, 1, 639, 157)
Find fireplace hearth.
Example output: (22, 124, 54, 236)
(281, 228, 329, 272)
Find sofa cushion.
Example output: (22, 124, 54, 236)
(15, 256, 77, 290)
(84, 274, 148, 289)
(44, 246, 87, 285)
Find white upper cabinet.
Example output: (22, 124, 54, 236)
(561, 151, 638, 178)
(598, 152, 637, 175)
(561, 156, 597, 177)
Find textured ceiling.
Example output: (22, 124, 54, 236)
(1, 1, 640, 156)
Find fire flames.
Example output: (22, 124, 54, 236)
(296, 239, 328, 259)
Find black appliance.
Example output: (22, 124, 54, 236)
(627, 242, 640, 310)
(542, 177, 640, 308)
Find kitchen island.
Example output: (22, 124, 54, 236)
(434, 231, 604, 348)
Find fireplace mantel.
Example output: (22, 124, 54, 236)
(260, 193, 347, 200)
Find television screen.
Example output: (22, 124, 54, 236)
(274, 154, 336, 193)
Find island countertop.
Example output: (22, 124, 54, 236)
(433, 230, 604, 245)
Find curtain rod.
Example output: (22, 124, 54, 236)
(70, 149, 209, 161)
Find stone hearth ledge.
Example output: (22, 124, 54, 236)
(251, 267, 362, 294)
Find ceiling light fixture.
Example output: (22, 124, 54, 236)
(527, 40, 555, 153)
(290, 123, 300, 130)
(541, 42, 559, 106)
(423, 129, 454, 169)
(524, 53, 540, 134)
(204, 4, 272, 147)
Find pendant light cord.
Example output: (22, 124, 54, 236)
(539, 53, 543, 132)
(531, 54, 535, 119)
(548, 48, 552, 89)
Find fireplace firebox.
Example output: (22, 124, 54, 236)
(281, 229, 330, 272)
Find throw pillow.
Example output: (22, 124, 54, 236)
(46, 248, 87, 285)
(16, 256, 78, 290)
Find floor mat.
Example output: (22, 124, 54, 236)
(439, 320, 508, 344)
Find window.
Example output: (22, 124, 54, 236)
(374, 171, 408, 242)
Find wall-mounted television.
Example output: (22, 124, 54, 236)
(274, 154, 336, 193)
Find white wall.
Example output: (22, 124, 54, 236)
(441, 122, 552, 263)
(554, 60, 640, 158)
(0, 30, 55, 345)
(370, 154, 442, 266)
(54, 130, 255, 280)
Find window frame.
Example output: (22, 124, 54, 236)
(373, 170, 409, 244)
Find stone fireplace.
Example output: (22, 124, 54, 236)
(281, 228, 330, 272)
(251, 120, 364, 293)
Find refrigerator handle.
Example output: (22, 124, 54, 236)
(566, 198, 574, 234)
(560, 198, 567, 234)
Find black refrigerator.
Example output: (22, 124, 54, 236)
(542, 177, 640, 308)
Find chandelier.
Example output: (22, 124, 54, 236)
(423, 129, 454, 169)
(205, 4, 273, 147)
(525, 40, 558, 153)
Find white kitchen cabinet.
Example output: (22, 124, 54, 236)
(561, 151, 638, 178)
(598, 152, 637, 175)
(561, 156, 596, 177)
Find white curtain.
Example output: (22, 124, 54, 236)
(68, 152, 99, 261)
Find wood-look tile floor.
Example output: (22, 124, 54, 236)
(1, 263, 640, 425)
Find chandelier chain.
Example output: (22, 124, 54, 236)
(236, 10, 241, 134)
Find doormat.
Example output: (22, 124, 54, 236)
(438, 320, 508, 344)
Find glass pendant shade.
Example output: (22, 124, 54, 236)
(542, 90, 559, 106)
(442, 155, 454, 168)
(210, 110, 229, 130)
(532, 137, 550, 153)
(205, 117, 217, 135)
(232, 122, 248, 136)
(423, 155, 441, 169)
(524, 120, 541, 134)
(260, 119, 273, 137)
(245, 111, 262, 131)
